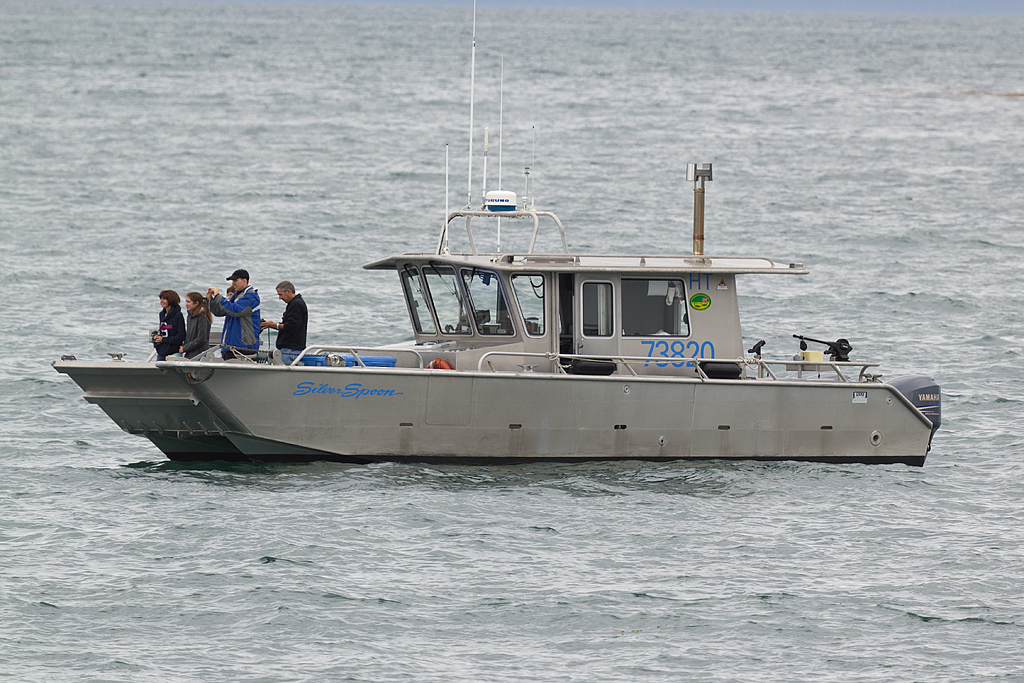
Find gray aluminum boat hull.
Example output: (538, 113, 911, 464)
(150, 362, 933, 466)
(53, 361, 243, 460)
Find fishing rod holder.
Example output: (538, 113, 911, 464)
(687, 163, 713, 256)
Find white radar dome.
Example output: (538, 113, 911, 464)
(485, 190, 517, 212)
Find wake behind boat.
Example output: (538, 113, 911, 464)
(53, 161, 940, 466)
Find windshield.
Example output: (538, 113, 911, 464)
(423, 265, 471, 335)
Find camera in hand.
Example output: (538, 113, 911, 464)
(149, 329, 160, 344)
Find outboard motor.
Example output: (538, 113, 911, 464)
(889, 375, 941, 449)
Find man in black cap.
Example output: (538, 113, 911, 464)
(207, 269, 261, 358)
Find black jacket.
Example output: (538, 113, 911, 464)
(276, 294, 308, 350)
(155, 304, 186, 357)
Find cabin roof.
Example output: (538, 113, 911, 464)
(363, 252, 810, 275)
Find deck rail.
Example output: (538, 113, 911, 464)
(474, 350, 881, 382)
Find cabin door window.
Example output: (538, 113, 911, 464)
(423, 265, 472, 335)
(400, 267, 437, 335)
(582, 282, 614, 337)
(511, 274, 546, 337)
(461, 269, 515, 336)
(621, 279, 689, 337)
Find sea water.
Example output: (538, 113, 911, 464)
(2, 3, 1023, 681)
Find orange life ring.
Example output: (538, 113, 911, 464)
(427, 358, 452, 370)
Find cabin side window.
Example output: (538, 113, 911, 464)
(621, 278, 690, 337)
(423, 265, 472, 335)
(511, 273, 546, 337)
(461, 269, 515, 336)
(400, 267, 437, 335)
(582, 281, 614, 337)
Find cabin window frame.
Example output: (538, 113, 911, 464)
(580, 280, 615, 338)
(422, 263, 473, 336)
(620, 277, 691, 338)
(460, 267, 517, 337)
(510, 272, 547, 338)
(399, 265, 438, 336)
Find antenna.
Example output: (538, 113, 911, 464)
(523, 166, 530, 211)
(497, 54, 504, 252)
(481, 127, 488, 207)
(498, 55, 504, 191)
(531, 125, 536, 210)
(466, 0, 477, 209)
(444, 144, 450, 254)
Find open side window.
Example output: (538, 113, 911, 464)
(511, 273, 546, 337)
(461, 269, 515, 336)
(621, 278, 690, 337)
(400, 266, 437, 335)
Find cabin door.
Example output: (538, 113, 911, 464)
(574, 275, 619, 360)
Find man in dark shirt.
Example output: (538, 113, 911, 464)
(260, 280, 308, 356)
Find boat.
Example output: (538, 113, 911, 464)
(53, 160, 941, 466)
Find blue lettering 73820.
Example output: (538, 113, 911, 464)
(293, 382, 404, 399)
(639, 340, 715, 367)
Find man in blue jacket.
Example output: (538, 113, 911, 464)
(207, 268, 261, 359)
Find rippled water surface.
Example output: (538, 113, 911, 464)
(2, 3, 1024, 681)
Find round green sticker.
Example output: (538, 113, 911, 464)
(689, 293, 711, 310)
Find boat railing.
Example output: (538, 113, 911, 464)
(289, 346, 425, 369)
(438, 209, 569, 256)
(746, 358, 881, 382)
(475, 350, 881, 382)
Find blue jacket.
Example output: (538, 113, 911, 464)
(211, 286, 261, 350)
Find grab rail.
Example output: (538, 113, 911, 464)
(749, 358, 881, 382)
(475, 350, 880, 382)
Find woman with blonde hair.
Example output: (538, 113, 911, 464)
(179, 291, 213, 359)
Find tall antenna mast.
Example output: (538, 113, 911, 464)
(481, 127, 488, 206)
(466, 0, 477, 209)
(444, 144, 450, 254)
(497, 55, 504, 252)
(498, 55, 504, 191)
(531, 125, 536, 210)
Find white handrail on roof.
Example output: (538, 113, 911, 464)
(436, 209, 569, 256)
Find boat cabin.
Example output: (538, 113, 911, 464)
(364, 209, 808, 377)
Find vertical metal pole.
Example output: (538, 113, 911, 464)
(693, 178, 705, 256)
(482, 127, 488, 206)
(523, 167, 530, 211)
(444, 144, 450, 254)
(466, 0, 477, 209)
(497, 55, 503, 252)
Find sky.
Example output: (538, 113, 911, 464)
(242, 0, 1024, 14)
